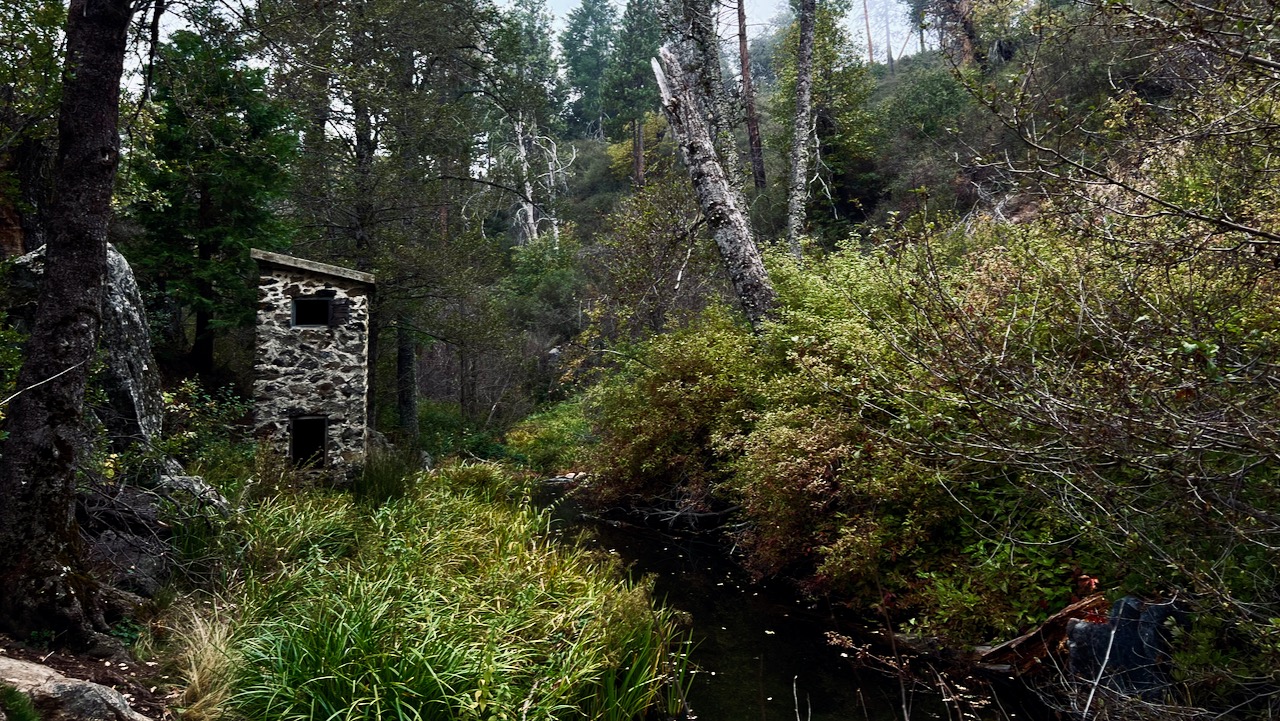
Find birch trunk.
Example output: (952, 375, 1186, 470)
(513, 113, 539, 244)
(786, 0, 816, 258)
(653, 48, 776, 332)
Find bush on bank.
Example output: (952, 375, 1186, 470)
(582, 215, 1280, 708)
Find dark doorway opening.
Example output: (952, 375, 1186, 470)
(290, 416, 328, 467)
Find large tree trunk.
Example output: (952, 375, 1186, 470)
(738, 0, 766, 191)
(659, 0, 746, 191)
(786, 0, 816, 258)
(0, 0, 134, 645)
(653, 48, 776, 333)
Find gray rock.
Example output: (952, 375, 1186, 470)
(0, 657, 152, 721)
(9, 245, 165, 451)
(101, 244, 165, 447)
(152, 474, 230, 516)
(1067, 596, 1186, 701)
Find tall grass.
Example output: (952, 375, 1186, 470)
(174, 461, 687, 720)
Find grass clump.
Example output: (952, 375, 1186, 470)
(174, 461, 687, 721)
(0, 685, 40, 721)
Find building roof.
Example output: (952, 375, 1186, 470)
(250, 249, 375, 285)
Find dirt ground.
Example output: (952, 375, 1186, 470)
(0, 632, 175, 720)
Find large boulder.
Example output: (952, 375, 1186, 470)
(0, 657, 152, 721)
(12, 245, 230, 598)
(8, 244, 164, 449)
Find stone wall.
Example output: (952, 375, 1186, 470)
(252, 266, 371, 479)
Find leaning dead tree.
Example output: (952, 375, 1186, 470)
(652, 45, 776, 332)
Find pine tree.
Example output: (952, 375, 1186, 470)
(602, 0, 661, 184)
(126, 12, 295, 377)
(560, 0, 616, 137)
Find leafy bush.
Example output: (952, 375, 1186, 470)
(584, 306, 761, 506)
(585, 212, 1280, 709)
(0, 685, 40, 721)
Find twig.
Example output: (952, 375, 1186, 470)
(0, 360, 89, 408)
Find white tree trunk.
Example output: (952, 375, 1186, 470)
(513, 112, 539, 244)
(786, 0, 816, 258)
(653, 48, 776, 332)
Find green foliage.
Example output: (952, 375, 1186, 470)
(504, 399, 591, 473)
(417, 400, 511, 463)
(578, 176, 723, 348)
(0, 0, 63, 152)
(159, 379, 254, 482)
(766, 2, 878, 233)
(585, 212, 1280, 669)
(351, 446, 421, 506)
(600, 0, 660, 141)
(559, 0, 617, 135)
(585, 306, 760, 505)
(0, 684, 40, 721)
(174, 462, 686, 720)
(122, 11, 295, 366)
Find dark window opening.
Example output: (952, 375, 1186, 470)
(293, 297, 332, 327)
(290, 416, 328, 467)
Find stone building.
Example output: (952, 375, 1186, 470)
(250, 249, 375, 478)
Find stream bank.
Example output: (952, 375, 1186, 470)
(544, 484, 1052, 721)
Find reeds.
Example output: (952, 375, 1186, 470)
(173, 461, 687, 720)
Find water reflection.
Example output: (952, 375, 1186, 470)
(573, 518, 961, 721)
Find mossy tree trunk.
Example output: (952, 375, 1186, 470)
(0, 0, 135, 645)
(785, 0, 815, 258)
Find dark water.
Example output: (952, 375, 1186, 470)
(564, 511, 1034, 721)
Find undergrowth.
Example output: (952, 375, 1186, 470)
(169, 461, 688, 721)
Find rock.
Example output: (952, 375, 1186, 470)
(8, 245, 165, 451)
(0, 657, 152, 721)
(86, 530, 172, 598)
(100, 244, 166, 449)
(151, 474, 230, 516)
(1067, 596, 1186, 700)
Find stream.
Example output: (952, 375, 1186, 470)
(552, 498, 1045, 721)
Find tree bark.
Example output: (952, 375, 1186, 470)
(653, 48, 776, 333)
(786, 0, 816, 258)
(659, 0, 746, 192)
(0, 0, 134, 645)
(738, 0, 766, 191)
(512, 113, 539, 244)
(396, 317, 418, 444)
(632, 117, 646, 187)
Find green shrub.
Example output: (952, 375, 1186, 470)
(504, 399, 591, 474)
(351, 445, 421, 506)
(584, 306, 761, 506)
